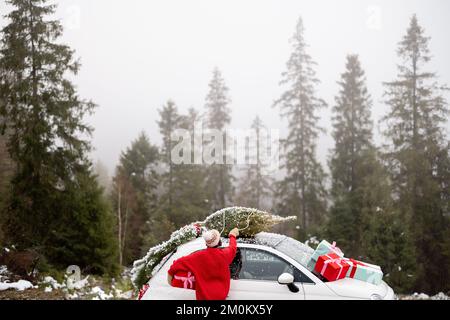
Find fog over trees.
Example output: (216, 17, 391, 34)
(0, 0, 449, 294)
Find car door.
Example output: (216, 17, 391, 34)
(227, 246, 305, 300)
(296, 268, 340, 300)
(144, 250, 197, 300)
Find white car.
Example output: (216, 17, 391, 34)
(140, 232, 395, 300)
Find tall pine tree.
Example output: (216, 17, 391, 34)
(156, 103, 210, 229)
(204, 68, 234, 210)
(382, 15, 450, 293)
(273, 17, 327, 238)
(157, 100, 181, 217)
(111, 132, 159, 266)
(235, 116, 273, 210)
(327, 54, 374, 255)
(176, 108, 210, 222)
(0, 116, 14, 243)
(0, 113, 14, 243)
(0, 0, 117, 274)
(327, 55, 416, 292)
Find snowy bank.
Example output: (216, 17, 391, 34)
(0, 279, 33, 291)
(399, 292, 449, 300)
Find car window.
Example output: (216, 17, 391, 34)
(229, 247, 313, 283)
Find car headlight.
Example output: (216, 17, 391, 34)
(371, 294, 383, 300)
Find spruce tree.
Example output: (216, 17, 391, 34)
(0, 118, 13, 243)
(382, 15, 450, 293)
(0, 0, 117, 274)
(326, 54, 417, 292)
(204, 68, 234, 210)
(143, 100, 186, 249)
(55, 167, 118, 275)
(273, 17, 327, 238)
(156, 100, 181, 223)
(362, 193, 417, 293)
(327, 54, 374, 255)
(235, 116, 273, 210)
(176, 108, 210, 222)
(0, 115, 14, 242)
(111, 132, 159, 265)
(156, 103, 210, 229)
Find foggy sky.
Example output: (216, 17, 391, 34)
(1, 0, 449, 176)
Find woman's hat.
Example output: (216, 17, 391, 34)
(203, 229, 221, 248)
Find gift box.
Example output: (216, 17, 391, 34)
(345, 258, 383, 285)
(307, 240, 344, 271)
(172, 271, 196, 290)
(314, 253, 350, 281)
(306, 258, 316, 272)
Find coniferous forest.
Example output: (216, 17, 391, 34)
(0, 0, 449, 298)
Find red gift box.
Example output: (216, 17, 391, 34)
(314, 253, 350, 281)
(171, 271, 196, 290)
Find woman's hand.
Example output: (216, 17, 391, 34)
(229, 228, 239, 238)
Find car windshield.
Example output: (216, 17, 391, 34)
(253, 232, 314, 267)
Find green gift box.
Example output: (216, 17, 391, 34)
(307, 240, 345, 272)
(306, 258, 316, 272)
(345, 258, 383, 285)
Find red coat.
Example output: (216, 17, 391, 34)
(168, 235, 237, 300)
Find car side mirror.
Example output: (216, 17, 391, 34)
(278, 273, 294, 285)
(278, 273, 299, 293)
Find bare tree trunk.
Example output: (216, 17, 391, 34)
(300, 105, 307, 230)
(117, 185, 122, 266)
(122, 201, 129, 264)
(255, 120, 261, 208)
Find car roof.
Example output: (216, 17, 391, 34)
(175, 232, 314, 265)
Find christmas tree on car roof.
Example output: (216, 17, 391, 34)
(131, 207, 296, 289)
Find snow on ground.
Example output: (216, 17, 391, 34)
(399, 292, 449, 300)
(90, 286, 114, 300)
(65, 292, 79, 299)
(0, 265, 9, 282)
(0, 279, 33, 291)
(0, 265, 34, 292)
(42, 276, 64, 290)
(0, 263, 134, 300)
(70, 276, 90, 290)
(113, 287, 133, 300)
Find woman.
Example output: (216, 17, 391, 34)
(167, 227, 239, 300)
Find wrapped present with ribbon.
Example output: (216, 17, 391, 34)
(306, 258, 316, 272)
(307, 240, 344, 271)
(172, 271, 196, 290)
(314, 253, 350, 282)
(345, 258, 383, 285)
